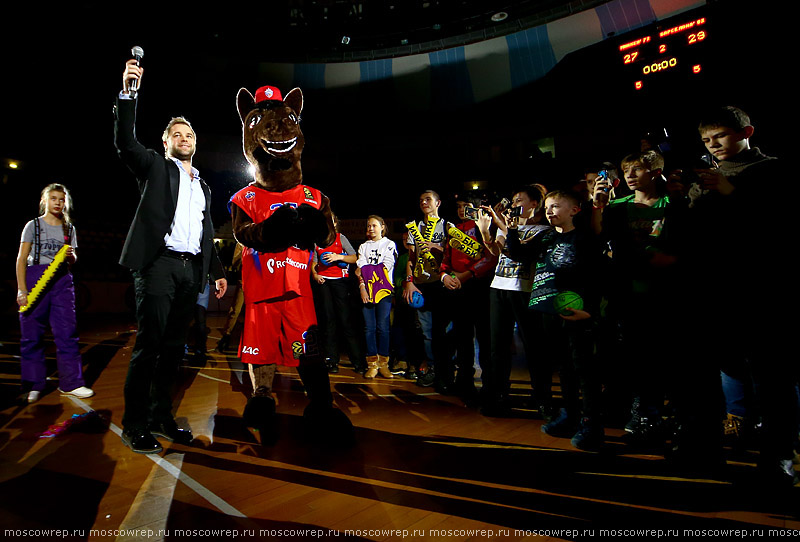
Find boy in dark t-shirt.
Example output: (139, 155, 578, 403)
(506, 190, 604, 451)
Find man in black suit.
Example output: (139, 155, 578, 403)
(114, 58, 227, 453)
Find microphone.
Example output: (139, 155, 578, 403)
(129, 46, 144, 97)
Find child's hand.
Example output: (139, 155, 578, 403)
(442, 274, 461, 290)
(506, 212, 519, 230)
(593, 179, 610, 208)
(483, 205, 506, 230)
(476, 209, 492, 233)
(403, 281, 421, 304)
(322, 252, 344, 264)
(695, 168, 735, 196)
(559, 308, 591, 321)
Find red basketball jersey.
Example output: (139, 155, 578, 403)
(314, 233, 349, 279)
(230, 183, 323, 303)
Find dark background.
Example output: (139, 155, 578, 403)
(0, 0, 788, 300)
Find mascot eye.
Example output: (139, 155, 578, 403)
(248, 114, 262, 129)
(289, 113, 298, 124)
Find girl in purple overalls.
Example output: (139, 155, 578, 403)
(15, 184, 94, 403)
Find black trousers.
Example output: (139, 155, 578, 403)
(485, 288, 549, 405)
(123, 252, 201, 431)
(541, 314, 601, 420)
(441, 277, 491, 385)
(312, 277, 365, 367)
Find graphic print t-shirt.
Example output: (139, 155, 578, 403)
(490, 224, 550, 292)
(22, 218, 77, 266)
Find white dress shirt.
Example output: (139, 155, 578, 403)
(164, 158, 205, 255)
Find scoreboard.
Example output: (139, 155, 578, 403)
(617, 15, 710, 91)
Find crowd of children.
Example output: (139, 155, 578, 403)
(311, 105, 797, 487)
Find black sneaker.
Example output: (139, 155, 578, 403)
(390, 363, 407, 375)
(122, 429, 163, 454)
(416, 370, 436, 387)
(622, 416, 666, 447)
(541, 409, 579, 438)
(624, 396, 642, 433)
(571, 418, 604, 451)
(537, 402, 559, 423)
(325, 358, 340, 374)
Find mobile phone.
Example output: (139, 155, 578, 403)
(464, 206, 480, 219)
(508, 206, 522, 218)
(597, 169, 619, 192)
(698, 153, 717, 168)
(498, 198, 511, 210)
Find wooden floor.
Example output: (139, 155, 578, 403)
(0, 312, 797, 541)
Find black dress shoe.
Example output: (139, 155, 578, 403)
(122, 429, 163, 454)
(149, 420, 193, 445)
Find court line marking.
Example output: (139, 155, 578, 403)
(66, 395, 246, 518)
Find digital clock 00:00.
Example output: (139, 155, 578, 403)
(642, 57, 678, 75)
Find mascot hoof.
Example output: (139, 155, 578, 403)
(243, 396, 279, 446)
(303, 404, 354, 445)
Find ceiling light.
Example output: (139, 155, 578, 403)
(491, 12, 508, 22)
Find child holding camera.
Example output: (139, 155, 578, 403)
(476, 185, 551, 417)
(437, 195, 497, 402)
(591, 150, 679, 444)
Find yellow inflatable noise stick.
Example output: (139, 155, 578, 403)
(19, 244, 70, 314)
(405, 222, 436, 264)
(447, 223, 482, 259)
(421, 214, 440, 243)
(406, 222, 437, 279)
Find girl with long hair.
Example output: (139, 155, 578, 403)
(16, 183, 94, 403)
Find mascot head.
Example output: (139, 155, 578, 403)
(237, 85, 304, 192)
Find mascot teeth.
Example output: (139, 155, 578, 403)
(262, 137, 298, 154)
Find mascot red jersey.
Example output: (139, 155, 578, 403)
(229, 85, 352, 444)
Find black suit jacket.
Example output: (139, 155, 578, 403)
(113, 96, 222, 290)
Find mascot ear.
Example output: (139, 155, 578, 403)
(237, 88, 256, 124)
(284, 88, 304, 117)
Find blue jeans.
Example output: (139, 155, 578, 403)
(363, 297, 391, 357)
(721, 370, 755, 417)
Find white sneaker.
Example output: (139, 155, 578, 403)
(27, 391, 41, 403)
(59, 386, 95, 399)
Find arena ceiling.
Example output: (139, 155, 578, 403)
(151, 0, 616, 63)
